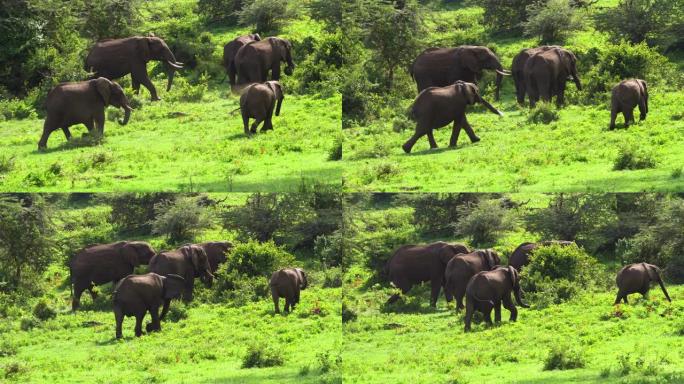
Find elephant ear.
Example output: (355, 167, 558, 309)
(638, 79, 648, 99)
(296, 268, 308, 289)
(138, 37, 151, 62)
(459, 82, 477, 105)
(484, 249, 498, 270)
(457, 48, 480, 74)
(278, 39, 291, 62)
(267, 81, 284, 100)
(120, 242, 140, 268)
(508, 266, 519, 288)
(95, 77, 111, 106)
(556, 49, 574, 75)
(644, 263, 658, 281)
(162, 274, 186, 299)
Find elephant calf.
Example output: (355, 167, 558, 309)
(239, 81, 284, 135)
(444, 249, 501, 311)
(464, 266, 529, 332)
(113, 273, 185, 339)
(270, 268, 308, 313)
(610, 79, 648, 130)
(615, 262, 671, 305)
(39, 78, 132, 150)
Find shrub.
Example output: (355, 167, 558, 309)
(321, 267, 342, 288)
(212, 269, 270, 306)
(409, 194, 480, 236)
(342, 301, 357, 323)
(165, 302, 188, 322)
(79, 0, 142, 40)
(3, 361, 26, 379)
(225, 240, 295, 278)
(237, 0, 292, 34)
(527, 103, 559, 124)
(543, 345, 586, 370)
(455, 199, 516, 246)
(164, 75, 208, 102)
(523, 0, 583, 43)
(613, 145, 657, 170)
(109, 193, 175, 235)
(32, 299, 56, 321)
(0, 99, 36, 120)
(314, 231, 344, 267)
(20, 317, 39, 331)
(0, 341, 17, 357)
(350, 141, 392, 160)
(595, 0, 683, 46)
(328, 135, 343, 161)
(151, 196, 211, 243)
(477, 0, 534, 35)
(197, 0, 244, 24)
(0, 155, 15, 174)
(241, 342, 285, 368)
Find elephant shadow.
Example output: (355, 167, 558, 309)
(223, 132, 250, 141)
(34, 134, 103, 154)
(405, 146, 470, 157)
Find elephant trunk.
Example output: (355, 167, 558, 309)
(202, 270, 214, 288)
(163, 50, 184, 91)
(275, 95, 283, 116)
(658, 278, 671, 302)
(515, 287, 530, 308)
(118, 105, 131, 126)
(166, 69, 175, 92)
(478, 96, 504, 117)
(494, 72, 503, 101)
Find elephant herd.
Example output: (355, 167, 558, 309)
(38, 34, 295, 149)
(69, 240, 308, 338)
(385, 241, 671, 332)
(403, 45, 649, 153)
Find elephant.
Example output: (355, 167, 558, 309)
(524, 47, 581, 107)
(192, 241, 233, 273)
(511, 46, 560, 105)
(508, 240, 576, 272)
(444, 249, 501, 311)
(238, 81, 284, 135)
(269, 268, 308, 313)
(610, 79, 648, 130)
(38, 78, 132, 150)
(112, 273, 185, 338)
(410, 45, 511, 100)
(385, 242, 470, 307)
(85, 36, 184, 101)
(614, 262, 671, 304)
(70, 241, 156, 311)
(464, 266, 529, 332)
(223, 34, 261, 89)
(402, 80, 503, 154)
(148, 245, 214, 319)
(234, 37, 295, 87)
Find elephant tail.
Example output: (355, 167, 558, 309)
(466, 281, 494, 306)
(229, 106, 241, 116)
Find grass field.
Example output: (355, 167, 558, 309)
(342, 2, 684, 192)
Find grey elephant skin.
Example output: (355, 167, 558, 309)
(524, 47, 581, 107)
(149, 245, 214, 319)
(511, 46, 560, 105)
(410, 45, 510, 100)
(464, 266, 529, 332)
(444, 249, 501, 310)
(223, 34, 261, 89)
(610, 79, 648, 129)
(270, 268, 308, 313)
(615, 262, 671, 304)
(239, 81, 284, 135)
(403, 81, 503, 153)
(234, 37, 295, 86)
(86, 36, 184, 101)
(192, 241, 233, 273)
(70, 241, 156, 311)
(385, 242, 470, 307)
(38, 78, 132, 150)
(113, 273, 185, 339)
(508, 240, 576, 272)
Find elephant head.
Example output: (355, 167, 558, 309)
(274, 38, 295, 76)
(555, 48, 581, 90)
(507, 266, 530, 308)
(182, 245, 214, 287)
(94, 77, 133, 125)
(138, 36, 184, 91)
(456, 81, 504, 117)
(455, 46, 510, 100)
(643, 263, 671, 302)
(120, 241, 156, 268)
(479, 249, 501, 270)
(266, 81, 285, 116)
(295, 268, 308, 290)
(161, 274, 186, 300)
(250, 33, 262, 41)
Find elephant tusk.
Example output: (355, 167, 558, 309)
(495, 69, 512, 76)
(167, 61, 184, 69)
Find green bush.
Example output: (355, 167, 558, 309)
(109, 193, 175, 235)
(20, 317, 39, 331)
(321, 267, 342, 288)
(342, 301, 357, 323)
(0, 341, 17, 357)
(527, 103, 560, 124)
(237, 0, 292, 34)
(197, 0, 244, 25)
(0, 155, 16, 174)
(79, 0, 141, 40)
(477, 0, 534, 35)
(241, 342, 285, 368)
(151, 196, 211, 243)
(0, 99, 36, 120)
(164, 74, 208, 102)
(327, 135, 343, 161)
(224, 240, 296, 278)
(543, 345, 586, 370)
(3, 361, 27, 379)
(32, 299, 56, 321)
(523, 0, 583, 43)
(212, 269, 270, 306)
(613, 145, 657, 170)
(455, 199, 516, 246)
(165, 302, 188, 322)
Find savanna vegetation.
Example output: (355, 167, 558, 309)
(0, 0, 344, 192)
(341, 0, 684, 192)
(0, 190, 342, 383)
(342, 193, 684, 383)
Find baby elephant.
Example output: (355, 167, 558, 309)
(239, 81, 284, 135)
(403, 81, 503, 153)
(113, 273, 185, 339)
(39, 77, 132, 150)
(270, 268, 307, 313)
(615, 262, 671, 305)
(610, 79, 648, 130)
(464, 266, 529, 332)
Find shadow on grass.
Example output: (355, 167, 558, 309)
(33, 134, 104, 154)
(177, 167, 342, 192)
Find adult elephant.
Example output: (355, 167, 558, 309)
(508, 240, 575, 272)
(113, 273, 185, 339)
(403, 81, 503, 153)
(385, 242, 470, 307)
(239, 81, 284, 135)
(86, 36, 184, 101)
(70, 241, 156, 311)
(410, 45, 511, 100)
(223, 34, 261, 89)
(234, 37, 295, 86)
(149, 244, 214, 319)
(444, 249, 501, 310)
(511, 46, 559, 105)
(524, 47, 581, 107)
(192, 241, 233, 273)
(464, 266, 529, 332)
(615, 263, 671, 304)
(270, 268, 308, 314)
(610, 79, 648, 130)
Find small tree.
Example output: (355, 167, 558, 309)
(477, 0, 535, 35)
(595, 0, 684, 46)
(151, 197, 211, 243)
(455, 199, 516, 246)
(197, 0, 244, 25)
(523, 0, 583, 43)
(109, 193, 175, 235)
(79, 0, 142, 41)
(237, 0, 292, 34)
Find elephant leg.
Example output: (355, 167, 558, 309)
(132, 78, 140, 95)
(426, 130, 438, 149)
(555, 81, 567, 107)
(72, 283, 86, 311)
(609, 104, 619, 130)
(39, 116, 59, 149)
(88, 284, 97, 301)
(461, 116, 480, 143)
(430, 278, 442, 307)
(449, 119, 462, 148)
(94, 110, 105, 136)
(624, 109, 635, 127)
(483, 308, 493, 326)
(271, 63, 281, 81)
(272, 288, 280, 314)
(494, 301, 502, 323)
(464, 299, 474, 332)
(183, 279, 195, 302)
(147, 305, 161, 333)
(133, 69, 160, 101)
(614, 291, 623, 305)
(114, 306, 124, 339)
(638, 100, 647, 121)
(503, 295, 517, 322)
(402, 128, 426, 154)
(61, 127, 73, 140)
(242, 112, 251, 135)
(134, 314, 144, 337)
(386, 293, 401, 305)
(284, 298, 291, 313)
(160, 299, 170, 321)
(261, 105, 275, 132)
(250, 118, 263, 134)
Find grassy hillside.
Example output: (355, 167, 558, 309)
(0, 0, 341, 192)
(342, 2, 684, 192)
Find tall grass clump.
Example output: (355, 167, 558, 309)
(241, 342, 285, 368)
(543, 345, 586, 370)
(613, 145, 657, 170)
